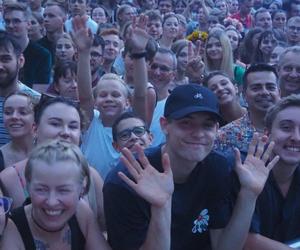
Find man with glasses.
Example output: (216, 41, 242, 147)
(104, 84, 279, 250)
(3, 2, 51, 87)
(112, 111, 153, 152)
(287, 16, 300, 46)
(65, 0, 98, 34)
(148, 47, 176, 147)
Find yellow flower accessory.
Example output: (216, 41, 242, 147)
(187, 30, 208, 42)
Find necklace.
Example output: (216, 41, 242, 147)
(31, 209, 66, 233)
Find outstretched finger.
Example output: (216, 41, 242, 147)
(255, 135, 268, 158)
(136, 145, 152, 169)
(234, 147, 242, 169)
(138, 14, 148, 30)
(118, 171, 137, 188)
(121, 147, 143, 174)
(248, 133, 259, 157)
(132, 15, 137, 30)
(162, 153, 172, 175)
(266, 155, 280, 171)
(261, 141, 275, 163)
(194, 40, 202, 58)
(120, 154, 140, 180)
(187, 41, 194, 61)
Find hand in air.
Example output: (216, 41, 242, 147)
(126, 14, 150, 53)
(71, 15, 93, 52)
(186, 41, 205, 82)
(118, 145, 174, 207)
(235, 133, 280, 197)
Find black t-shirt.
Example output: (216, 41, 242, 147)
(103, 145, 233, 250)
(249, 167, 300, 242)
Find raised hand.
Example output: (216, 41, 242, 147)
(118, 145, 174, 208)
(185, 40, 205, 82)
(71, 15, 93, 52)
(235, 133, 280, 197)
(126, 14, 150, 53)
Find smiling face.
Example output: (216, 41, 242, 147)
(269, 106, 300, 166)
(3, 94, 34, 138)
(29, 159, 82, 232)
(161, 112, 218, 165)
(54, 69, 78, 100)
(113, 117, 152, 152)
(0, 45, 23, 89)
(94, 79, 129, 123)
(245, 71, 280, 115)
(226, 29, 239, 51)
(259, 34, 278, 56)
(102, 34, 120, 63)
(206, 36, 223, 61)
(176, 45, 188, 72)
(278, 51, 300, 97)
(162, 16, 179, 40)
(207, 74, 238, 106)
(35, 102, 81, 145)
(146, 19, 163, 40)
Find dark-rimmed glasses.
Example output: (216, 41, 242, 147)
(117, 126, 147, 141)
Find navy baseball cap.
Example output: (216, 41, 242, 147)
(164, 84, 223, 121)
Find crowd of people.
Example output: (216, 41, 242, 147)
(0, 0, 299, 249)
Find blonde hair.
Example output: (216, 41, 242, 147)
(204, 28, 234, 79)
(93, 73, 129, 98)
(25, 140, 90, 195)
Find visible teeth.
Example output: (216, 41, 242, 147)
(286, 146, 300, 152)
(10, 124, 22, 128)
(45, 210, 62, 216)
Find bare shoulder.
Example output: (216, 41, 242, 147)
(75, 200, 110, 250)
(2, 218, 25, 250)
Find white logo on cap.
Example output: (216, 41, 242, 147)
(194, 93, 203, 99)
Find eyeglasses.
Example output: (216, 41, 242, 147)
(0, 196, 13, 214)
(117, 126, 147, 141)
(69, 0, 85, 3)
(150, 63, 173, 73)
(288, 26, 300, 32)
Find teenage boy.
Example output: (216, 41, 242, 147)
(103, 84, 279, 250)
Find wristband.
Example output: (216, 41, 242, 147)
(130, 51, 147, 59)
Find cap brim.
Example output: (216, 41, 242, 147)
(167, 106, 223, 122)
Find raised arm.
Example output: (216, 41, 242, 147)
(210, 133, 280, 250)
(118, 145, 174, 250)
(72, 16, 94, 126)
(126, 15, 155, 127)
(185, 41, 205, 84)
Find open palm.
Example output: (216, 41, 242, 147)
(119, 146, 174, 207)
(235, 133, 279, 196)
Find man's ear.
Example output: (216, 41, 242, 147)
(160, 116, 169, 136)
(18, 53, 25, 68)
